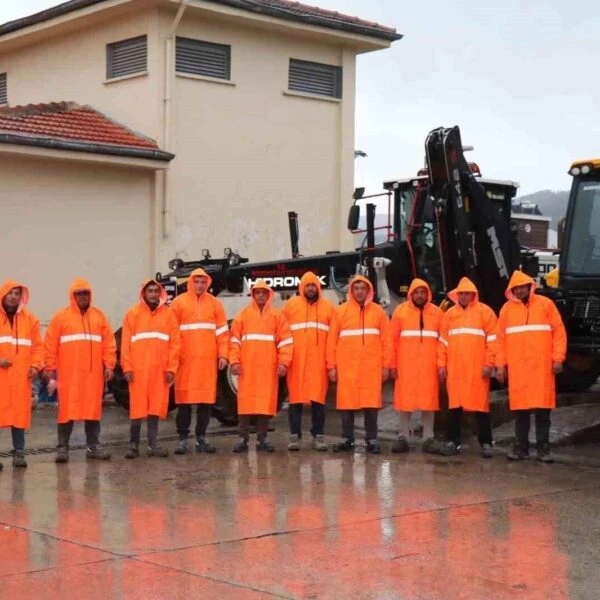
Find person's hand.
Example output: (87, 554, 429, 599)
(218, 357, 229, 371)
(230, 363, 241, 376)
(0, 358, 11, 369)
(104, 367, 114, 382)
(390, 368, 398, 380)
(124, 371, 134, 383)
(482, 365, 493, 379)
(496, 367, 507, 384)
(278, 364, 288, 377)
(328, 368, 337, 383)
(382, 368, 390, 382)
(165, 372, 175, 386)
(438, 367, 447, 382)
(45, 369, 57, 382)
(28, 367, 39, 379)
(552, 362, 563, 375)
(47, 379, 57, 396)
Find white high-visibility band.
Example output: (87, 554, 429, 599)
(131, 332, 170, 343)
(180, 322, 216, 332)
(216, 325, 229, 337)
(448, 328, 485, 337)
(506, 324, 552, 335)
(60, 334, 102, 344)
(230, 336, 241, 345)
(339, 328, 380, 337)
(0, 336, 32, 346)
(277, 337, 294, 349)
(242, 334, 275, 342)
(439, 337, 448, 347)
(290, 321, 330, 332)
(399, 330, 439, 339)
(487, 334, 497, 342)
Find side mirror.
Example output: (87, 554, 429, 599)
(347, 205, 360, 231)
(557, 216, 566, 251)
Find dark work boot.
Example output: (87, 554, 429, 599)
(195, 437, 216, 454)
(55, 446, 69, 464)
(13, 451, 27, 468)
(481, 444, 494, 459)
(232, 437, 249, 453)
(333, 439, 355, 453)
(256, 437, 275, 453)
(391, 436, 409, 454)
(147, 444, 169, 458)
(507, 442, 529, 461)
(124, 443, 139, 459)
(536, 443, 554, 463)
(87, 446, 111, 460)
(174, 440, 189, 455)
(365, 439, 381, 455)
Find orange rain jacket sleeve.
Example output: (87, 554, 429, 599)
(391, 278, 443, 412)
(281, 272, 335, 405)
(121, 280, 181, 420)
(0, 280, 44, 429)
(171, 268, 229, 405)
(229, 281, 293, 416)
(496, 270, 567, 410)
(437, 277, 497, 413)
(325, 275, 392, 410)
(44, 277, 116, 424)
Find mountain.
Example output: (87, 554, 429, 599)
(515, 190, 569, 227)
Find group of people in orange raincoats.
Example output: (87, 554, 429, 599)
(0, 265, 566, 465)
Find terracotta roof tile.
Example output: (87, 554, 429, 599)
(0, 101, 159, 150)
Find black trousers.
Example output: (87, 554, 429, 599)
(10, 427, 25, 451)
(176, 404, 211, 439)
(448, 407, 492, 447)
(341, 409, 378, 442)
(130, 415, 159, 446)
(238, 414, 270, 441)
(514, 408, 551, 448)
(57, 420, 100, 449)
(288, 402, 326, 438)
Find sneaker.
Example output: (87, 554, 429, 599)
(124, 444, 139, 459)
(422, 437, 445, 455)
(333, 439, 355, 453)
(257, 438, 275, 453)
(87, 446, 111, 460)
(232, 437, 249, 453)
(147, 444, 169, 458)
(391, 436, 409, 454)
(536, 443, 554, 463)
(12, 451, 27, 468)
(312, 435, 328, 452)
(481, 443, 493, 459)
(55, 447, 69, 464)
(174, 440, 188, 455)
(365, 440, 381, 455)
(439, 441, 461, 457)
(507, 443, 529, 461)
(195, 437, 216, 454)
(288, 434, 301, 452)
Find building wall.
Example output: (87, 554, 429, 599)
(514, 217, 550, 249)
(0, 154, 154, 327)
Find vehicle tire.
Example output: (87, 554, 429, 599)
(557, 351, 600, 393)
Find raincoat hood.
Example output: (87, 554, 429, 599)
(349, 275, 374, 306)
(447, 277, 479, 305)
(68, 277, 93, 310)
(0, 279, 29, 315)
(186, 268, 213, 296)
(506, 270, 536, 301)
(251, 280, 275, 310)
(407, 278, 432, 307)
(139, 278, 168, 308)
(299, 271, 322, 299)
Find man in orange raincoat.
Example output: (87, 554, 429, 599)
(171, 268, 229, 455)
(496, 271, 566, 462)
(438, 277, 497, 458)
(282, 272, 335, 452)
(229, 281, 293, 453)
(326, 275, 392, 454)
(121, 280, 180, 459)
(0, 281, 44, 469)
(390, 278, 445, 454)
(45, 278, 116, 463)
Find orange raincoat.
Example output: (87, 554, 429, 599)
(438, 277, 497, 412)
(229, 282, 293, 416)
(44, 278, 116, 424)
(326, 275, 392, 410)
(0, 281, 44, 429)
(121, 280, 181, 420)
(496, 271, 567, 410)
(282, 272, 336, 405)
(171, 268, 229, 404)
(391, 278, 443, 411)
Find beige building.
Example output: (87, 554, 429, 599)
(0, 0, 400, 325)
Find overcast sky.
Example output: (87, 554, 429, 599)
(2, 0, 598, 195)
